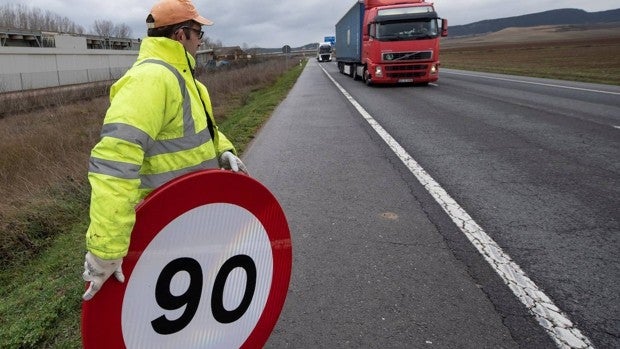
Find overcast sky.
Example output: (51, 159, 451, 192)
(8, 0, 620, 48)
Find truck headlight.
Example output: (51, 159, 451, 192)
(375, 66, 383, 77)
(430, 64, 438, 74)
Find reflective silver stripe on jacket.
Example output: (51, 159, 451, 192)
(89, 157, 140, 180)
(89, 58, 219, 189)
(99, 122, 212, 157)
(139, 158, 219, 189)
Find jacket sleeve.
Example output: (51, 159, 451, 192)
(86, 68, 169, 259)
(216, 127, 236, 155)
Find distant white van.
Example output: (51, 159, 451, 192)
(316, 42, 333, 62)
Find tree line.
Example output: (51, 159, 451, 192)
(0, 3, 229, 46)
(0, 3, 132, 38)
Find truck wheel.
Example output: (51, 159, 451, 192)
(353, 65, 361, 80)
(338, 62, 344, 74)
(363, 69, 372, 86)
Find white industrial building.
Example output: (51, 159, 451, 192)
(0, 28, 140, 93)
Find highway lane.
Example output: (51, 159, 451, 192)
(323, 65, 620, 348)
(245, 60, 619, 348)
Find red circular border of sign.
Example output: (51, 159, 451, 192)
(82, 170, 292, 349)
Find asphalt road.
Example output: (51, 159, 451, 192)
(243, 60, 620, 348)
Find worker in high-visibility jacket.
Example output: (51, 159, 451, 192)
(82, 0, 247, 300)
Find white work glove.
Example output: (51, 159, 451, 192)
(82, 251, 125, 301)
(219, 151, 249, 174)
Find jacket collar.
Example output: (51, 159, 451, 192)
(136, 37, 196, 70)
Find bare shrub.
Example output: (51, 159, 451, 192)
(0, 98, 105, 209)
(199, 57, 291, 121)
(0, 97, 105, 265)
(0, 81, 111, 118)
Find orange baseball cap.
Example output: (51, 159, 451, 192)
(147, 0, 213, 28)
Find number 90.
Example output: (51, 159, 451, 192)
(151, 255, 257, 335)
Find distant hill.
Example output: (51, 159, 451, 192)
(449, 8, 620, 37)
(254, 8, 620, 52)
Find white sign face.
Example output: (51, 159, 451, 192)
(122, 203, 273, 349)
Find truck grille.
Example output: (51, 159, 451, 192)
(385, 64, 428, 78)
(382, 51, 432, 62)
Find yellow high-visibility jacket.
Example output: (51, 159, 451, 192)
(86, 37, 235, 259)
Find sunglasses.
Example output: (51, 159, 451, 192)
(180, 26, 204, 39)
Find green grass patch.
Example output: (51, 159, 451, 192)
(0, 183, 88, 349)
(0, 59, 306, 348)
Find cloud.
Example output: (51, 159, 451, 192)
(4, 0, 618, 48)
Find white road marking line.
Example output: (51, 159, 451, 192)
(319, 64, 595, 349)
(443, 70, 620, 96)
(614, 125, 620, 130)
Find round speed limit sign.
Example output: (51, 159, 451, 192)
(82, 170, 292, 348)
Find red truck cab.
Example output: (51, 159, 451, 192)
(364, 2, 447, 84)
(336, 0, 448, 85)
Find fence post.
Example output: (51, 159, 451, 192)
(55, 54, 60, 87)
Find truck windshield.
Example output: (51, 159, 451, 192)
(376, 19, 438, 41)
(319, 45, 332, 53)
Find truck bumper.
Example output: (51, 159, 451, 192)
(369, 62, 439, 84)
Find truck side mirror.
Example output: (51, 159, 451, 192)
(441, 19, 448, 37)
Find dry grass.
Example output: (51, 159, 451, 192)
(442, 23, 620, 47)
(200, 58, 302, 121)
(0, 57, 290, 206)
(0, 82, 110, 118)
(0, 56, 295, 266)
(0, 100, 104, 208)
(0, 99, 105, 264)
(441, 24, 620, 85)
